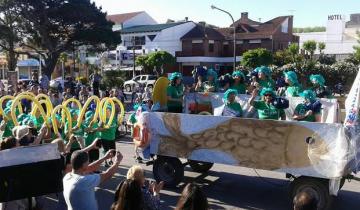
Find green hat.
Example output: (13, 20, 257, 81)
(260, 88, 276, 97)
(85, 111, 94, 122)
(207, 69, 218, 80)
(223, 89, 238, 102)
(232, 71, 245, 80)
(4, 107, 11, 115)
(256, 66, 272, 77)
(284, 71, 299, 85)
(70, 109, 80, 117)
(5, 100, 12, 108)
(169, 72, 182, 81)
(310, 74, 325, 87)
(299, 90, 316, 102)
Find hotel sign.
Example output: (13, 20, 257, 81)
(328, 14, 343, 20)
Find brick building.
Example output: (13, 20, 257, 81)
(176, 12, 299, 75)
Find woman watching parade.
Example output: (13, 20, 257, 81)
(167, 72, 184, 113)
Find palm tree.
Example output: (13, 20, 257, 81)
(303, 40, 317, 60)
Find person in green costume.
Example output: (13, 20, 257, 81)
(64, 109, 84, 152)
(282, 71, 302, 97)
(254, 66, 275, 90)
(222, 89, 243, 117)
(0, 100, 20, 138)
(249, 88, 286, 120)
(231, 70, 247, 94)
(0, 108, 15, 138)
(83, 110, 100, 162)
(98, 105, 118, 167)
(293, 90, 322, 122)
(309, 74, 332, 98)
(204, 69, 218, 92)
(167, 72, 184, 113)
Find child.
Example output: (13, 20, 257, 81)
(98, 105, 118, 167)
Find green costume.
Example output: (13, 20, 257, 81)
(253, 88, 285, 120)
(294, 90, 320, 122)
(284, 71, 302, 97)
(167, 72, 184, 112)
(294, 104, 316, 122)
(253, 101, 285, 120)
(83, 111, 99, 146)
(204, 69, 218, 92)
(255, 66, 275, 89)
(99, 119, 117, 141)
(222, 89, 243, 117)
(231, 71, 246, 94)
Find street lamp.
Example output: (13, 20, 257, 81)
(211, 5, 237, 71)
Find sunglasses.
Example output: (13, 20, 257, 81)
(264, 94, 273, 97)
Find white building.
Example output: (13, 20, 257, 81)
(296, 14, 360, 60)
(119, 21, 196, 65)
(106, 11, 157, 31)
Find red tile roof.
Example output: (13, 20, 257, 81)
(181, 24, 225, 40)
(218, 16, 291, 40)
(107, 11, 143, 24)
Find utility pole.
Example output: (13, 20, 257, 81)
(211, 5, 236, 71)
(132, 37, 136, 78)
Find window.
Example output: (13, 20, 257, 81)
(140, 76, 147, 81)
(134, 36, 146, 46)
(133, 76, 140, 81)
(249, 39, 261, 44)
(192, 40, 203, 44)
(223, 43, 229, 53)
(149, 76, 157, 80)
(281, 18, 289, 33)
(209, 43, 214, 52)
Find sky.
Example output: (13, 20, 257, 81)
(92, 0, 360, 28)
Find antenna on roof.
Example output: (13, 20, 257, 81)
(288, 9, 296, 16)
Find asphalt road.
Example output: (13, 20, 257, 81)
(42, 137, 360, 210)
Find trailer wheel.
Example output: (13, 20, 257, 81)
(188, 160, 213, 173)
(290, 177, 333, 210)
(153, 156, 184, 187)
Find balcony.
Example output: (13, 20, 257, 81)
(176, 50, 205, 57)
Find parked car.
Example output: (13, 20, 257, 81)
(123, 75, 157, 92)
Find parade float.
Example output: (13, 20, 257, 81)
(133, 72, 360, 210)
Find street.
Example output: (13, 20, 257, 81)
(43, 137, 360, 210)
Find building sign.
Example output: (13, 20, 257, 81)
(328, 15, 343, 20)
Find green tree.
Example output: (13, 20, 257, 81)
(146, 51, 176, 76)
(12, 0, 121, 78)
(241, 48, 273, 68)
(135, 55, 151, 73)
(318, 42, 326, 54)
(288, 43, 300, 63)
(303, 40, 317, 60)
(293, 26, 326, 33)
(0, 0, 26, 72)
(273, 50, 292, 66)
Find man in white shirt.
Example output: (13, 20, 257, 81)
(63, 149, 122, 210)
